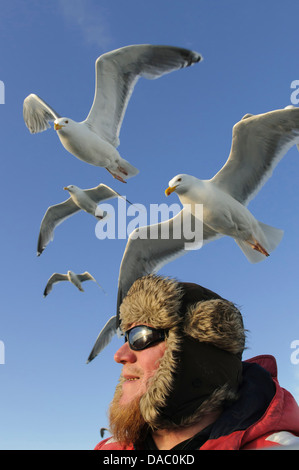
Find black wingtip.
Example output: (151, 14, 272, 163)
(189, 51, 202, 66)
(86, 355, 93, 364)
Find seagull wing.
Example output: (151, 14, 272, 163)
(84, 183, 133, 205)
(86, 210, 220, 359)
(43, 273, 69, 297)
(116, 208, 220, 327)
(77, 272, 106, 294)
(77, 272, 95, 282)
(23, 93, 61, 133)
(86, 315, 118, 363)
(84, 44, 202, 147)
(84, 183, 121, 202)
(211, 106, 299, 205)
(37, 198, 80, 256)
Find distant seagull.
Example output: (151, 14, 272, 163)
(23, 44, 202, 183)
(37, 183, 131, 256)
(165, 106, 299, 262)
(43, 270, 104, 297)
(86, 105, 299, 361)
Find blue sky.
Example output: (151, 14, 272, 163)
(0, 0, 299, 450)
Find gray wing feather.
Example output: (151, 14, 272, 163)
(84, 183, 133, 205)
(37, 198, 80, 256)
(86, 315, 118, 363)
(116, 209, 220, 327)
(84, 183, 122, 202)
(211, 107, 299, 205)
(77, 272, 95, 282)
(23, 93, 61, 133)
(84, 45, 202, 147)
(43, 273, 68, 297)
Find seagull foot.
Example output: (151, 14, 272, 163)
(249, 240, 270, 257)
(117, 166, 128, 176)
(106, 168, 127, 183)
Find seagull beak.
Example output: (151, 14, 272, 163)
(63, 187, 68, 190)
(54, 123, 64, 131)
(165, 185, 177, 196)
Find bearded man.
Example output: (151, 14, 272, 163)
(95, 275, 299, 450)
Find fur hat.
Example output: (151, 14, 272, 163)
(119, 274, 246, 429)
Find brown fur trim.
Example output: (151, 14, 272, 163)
(183, 299, 245, 356)
(139, 325, 182, 427)
(119, 275, 184, 332)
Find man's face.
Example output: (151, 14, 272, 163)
(114, 324, 166, 406)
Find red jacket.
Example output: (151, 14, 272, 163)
(94, 355, 299, 450)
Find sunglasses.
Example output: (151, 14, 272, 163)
(124, 325, 166, 351)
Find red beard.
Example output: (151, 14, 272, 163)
(108, 379, 149, 446)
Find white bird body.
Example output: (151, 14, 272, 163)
(64, 184, 102, 218)
(23, 44, 202, 182)
(67, 270, 85, 291)
(166, 174, 284, 262)
(55, 119, 128, 175)
(177, 177, 262, 239)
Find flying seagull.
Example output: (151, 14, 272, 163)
(37, 183, 131, 256)
(165, 173, 283, 263)
(86, 209, 218, 363)
(165, 106, 299, 262)
(43, 270, 104, 297)
(86, 105, 299, 361)
(23, 44, 202, 183)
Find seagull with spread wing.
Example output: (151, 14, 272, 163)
(165, 107, 299, 262)
(86, 105, 299, 362)
(37, 183, 131, 256)
(23, 44, 202, 182)
(43, 270, 104, 297)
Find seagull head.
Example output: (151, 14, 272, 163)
(54, 117, 72, 131)
(63, 184, 80, 194)
(165, 174, 189, 196)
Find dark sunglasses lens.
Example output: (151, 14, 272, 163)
(126, 326, 165, 351)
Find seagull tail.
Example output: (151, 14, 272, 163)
(235, 222, 284, 264)
(116, 157, 139, 180)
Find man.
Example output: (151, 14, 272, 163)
(95, 274, 299, 450)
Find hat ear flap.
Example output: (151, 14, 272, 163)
(183, 299, 246, 356)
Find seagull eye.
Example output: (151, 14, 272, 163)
(177, 178, 182, 182)
(65, 120, 68, 124)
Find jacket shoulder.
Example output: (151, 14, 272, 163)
(245, 354, 277, 378)
(94, 437, 134, 450)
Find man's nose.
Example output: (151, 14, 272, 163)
(114, 341, 137, 364)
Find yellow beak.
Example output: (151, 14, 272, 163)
(54, 123, 64, 131)
(165, 185, 177, 196)
(63, 187, 68, 190)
